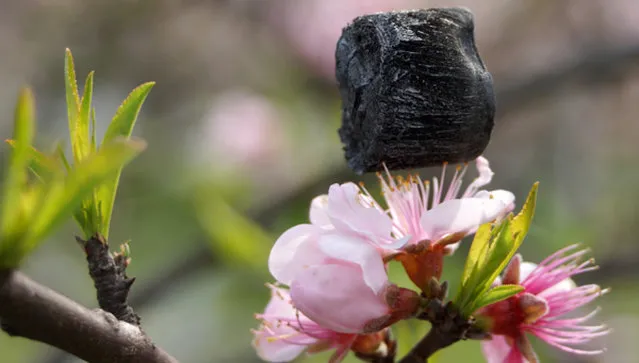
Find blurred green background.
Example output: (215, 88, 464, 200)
(1, 0, 637, 362)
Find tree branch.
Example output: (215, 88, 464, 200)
(0, 269, 179, 363)
(396, 281, 488, 363)
(398, 326, 457, 363)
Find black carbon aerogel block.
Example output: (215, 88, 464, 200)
(336, 7, 495, 174)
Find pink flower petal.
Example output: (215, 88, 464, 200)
(540, 277, 577, 297)
(310, 194, 332, 228)
(290, 263, 389, 333)
(327, 183, 392, 240)
(262, 285, 296, 318)
(253, 286, 317, 362)
(317, 233, 388, 293)
(420, 197, 512, 242)
(463, 156, 494, 197)
(253, 330, 308, 362)
(268, 224, 324, 285)
(481, 335, 515, 363)
(519, 262, 538, 282)
(475, 189, 516, 215)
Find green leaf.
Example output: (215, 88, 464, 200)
(5, 140, 60, 182)
(56, 143, 71, 172)
(473, 221, 515, 297)
(456, 220, 507, 308)
(472, 184, 539, 303)
(73, 71, 94, 162)
(0, 186, 45, 267)
(1, 88, 35, 240)
(510, 182, 538, 249)
(102, 82, 155, 143)
(64, 49, 83, 163)
(91, 108, 97, 152)
(455, 183, 541, 317)
(470, 284, 524, 313)
(461, 222, 492, 287)
(97, 82, 154, 238)
(26, 138, 146, 244)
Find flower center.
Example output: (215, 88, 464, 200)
(482, 296, 525, 338)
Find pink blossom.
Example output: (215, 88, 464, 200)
(269, 157, 512, 310)
(359, 157, 514, 290)
(300, 156, 514, 256)
(252, 285, 357, 362)
(268, 225, 389, 296)
(268, 222, 395, 334)
(364, 156, 516, 253)
(479, 246, 609, 363)
(269, 227, 419, 333)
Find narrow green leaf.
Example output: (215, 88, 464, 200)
(461, 222, 492, 287)
(0, 186, 44, 268)
(1, 88, 35, 239)
(5, 140, 61, 182)
(73, 71, 94, 162)
(73, 206, 87, 234)
(470, 284, 524, 313)
(26, 138, 146, 244)
(91, 108, 97, 152)
(471, 222, 517, 304)
(64, 49, 82, 163)
(56, 143, 71, 172)
(97, 82, 154, 238)
(471, 184, 539, 303)
(456, 220, 507, 309)
(510, 183, 539, 249)
(102, 82, 155, 143)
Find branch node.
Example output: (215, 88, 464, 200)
(401, 280, 478, 362)
(80, 234, 140, 326)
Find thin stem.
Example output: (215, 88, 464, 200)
(398, 326, 460, 363)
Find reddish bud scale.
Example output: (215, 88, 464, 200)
(397, 244, 446, 295)
(384, 286, 422, 327)
(351, 331, 386, 355)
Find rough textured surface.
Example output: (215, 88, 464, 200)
(336, 8, 495, 173)
(82, 234, 140, 325)
(0, 270, 179, 363)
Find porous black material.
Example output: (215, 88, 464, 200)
(336, 7, 495, 173)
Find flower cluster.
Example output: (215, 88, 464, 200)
(251, 157, 608, 363)
(254, 157, 514, 361)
